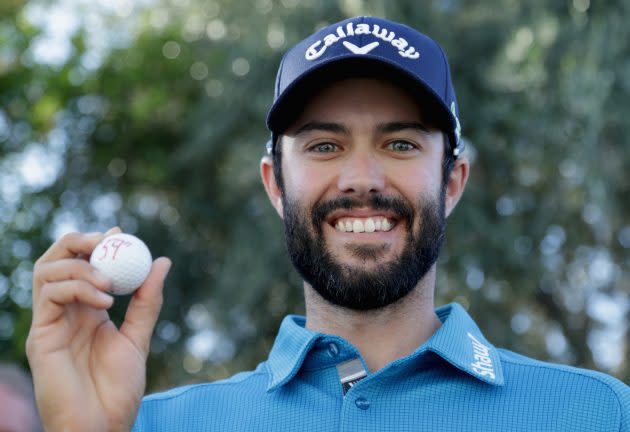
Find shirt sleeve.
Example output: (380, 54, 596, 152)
(613, 377, 630, 431)
(130, 405, 144, 432)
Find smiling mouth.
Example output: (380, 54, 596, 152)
(330, 216, 398, 233)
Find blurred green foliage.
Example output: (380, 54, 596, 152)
(1, 0, 628, 391)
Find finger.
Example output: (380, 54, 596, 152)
(37, 231, 107, 266)
(37, 232, 104, 264)
(38, 227, 123, 264)
(120, 257, 171, 356)
(34, 232, 106, 305)
(33, 259, 112, 302)
(105, 226, 123, 236)
(75, 227, 123, 261)
(33, 280, 113, 327)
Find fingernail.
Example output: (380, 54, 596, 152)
(105, 226, 121, 236)
(97, 290, 114, 304)
(93, 270, 111, 286)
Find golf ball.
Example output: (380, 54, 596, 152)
(90, 233, 153, 295)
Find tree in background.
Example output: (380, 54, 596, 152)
(1, 0, 628, 390)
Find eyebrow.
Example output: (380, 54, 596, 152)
(376, 121, 431, 134)
(292, 121, 431, 137)
(293, 122, 350, 136)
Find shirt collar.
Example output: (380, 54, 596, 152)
(265, 303, 504, 392)
(266, 315, 320, 391)
(426, 303, 504, 386)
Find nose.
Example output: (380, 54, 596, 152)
(337, 150, 385, 197)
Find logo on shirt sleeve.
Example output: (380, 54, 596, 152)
(467, 332, 496, 380)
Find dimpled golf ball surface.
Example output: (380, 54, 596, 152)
(90, 233, 152, 295)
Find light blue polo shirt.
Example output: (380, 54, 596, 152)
(133, 303, 630, 431)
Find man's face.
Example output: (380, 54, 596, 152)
(276, 79, 449, 310)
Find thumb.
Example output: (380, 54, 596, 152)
(120, 257, 171, 356)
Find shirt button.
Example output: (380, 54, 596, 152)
(327, 342, 339, 357)
(355, 397, 370, 410)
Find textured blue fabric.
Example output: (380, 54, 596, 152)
(133, 303, 630, 431)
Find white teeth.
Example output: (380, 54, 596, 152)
(353, 220, 365, 232)
(333, 217, 395, 232)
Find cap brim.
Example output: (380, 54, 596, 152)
(266, 56, 456, 144)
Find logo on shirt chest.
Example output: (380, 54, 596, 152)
(467, 332, 496, 380)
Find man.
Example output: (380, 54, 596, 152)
(27, 16, 629, 431)
(0, 363, 43, 432)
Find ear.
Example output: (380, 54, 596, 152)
(260, 155, 284, 219)
(444, 155, 470, 218)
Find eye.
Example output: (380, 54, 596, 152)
(387, 140, 417, 152)
(310, 142, 339, 153)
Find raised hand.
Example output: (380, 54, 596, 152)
(26, 228, 171, 432)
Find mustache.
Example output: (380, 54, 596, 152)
(311, 195, 415, 229)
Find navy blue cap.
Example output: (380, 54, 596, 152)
(266, 16, 463, 157)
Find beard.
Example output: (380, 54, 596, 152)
(282, 190, 447, 311)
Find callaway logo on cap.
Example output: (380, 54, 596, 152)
(266, 16, 464, 157)
(304, 20, 421, 60)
